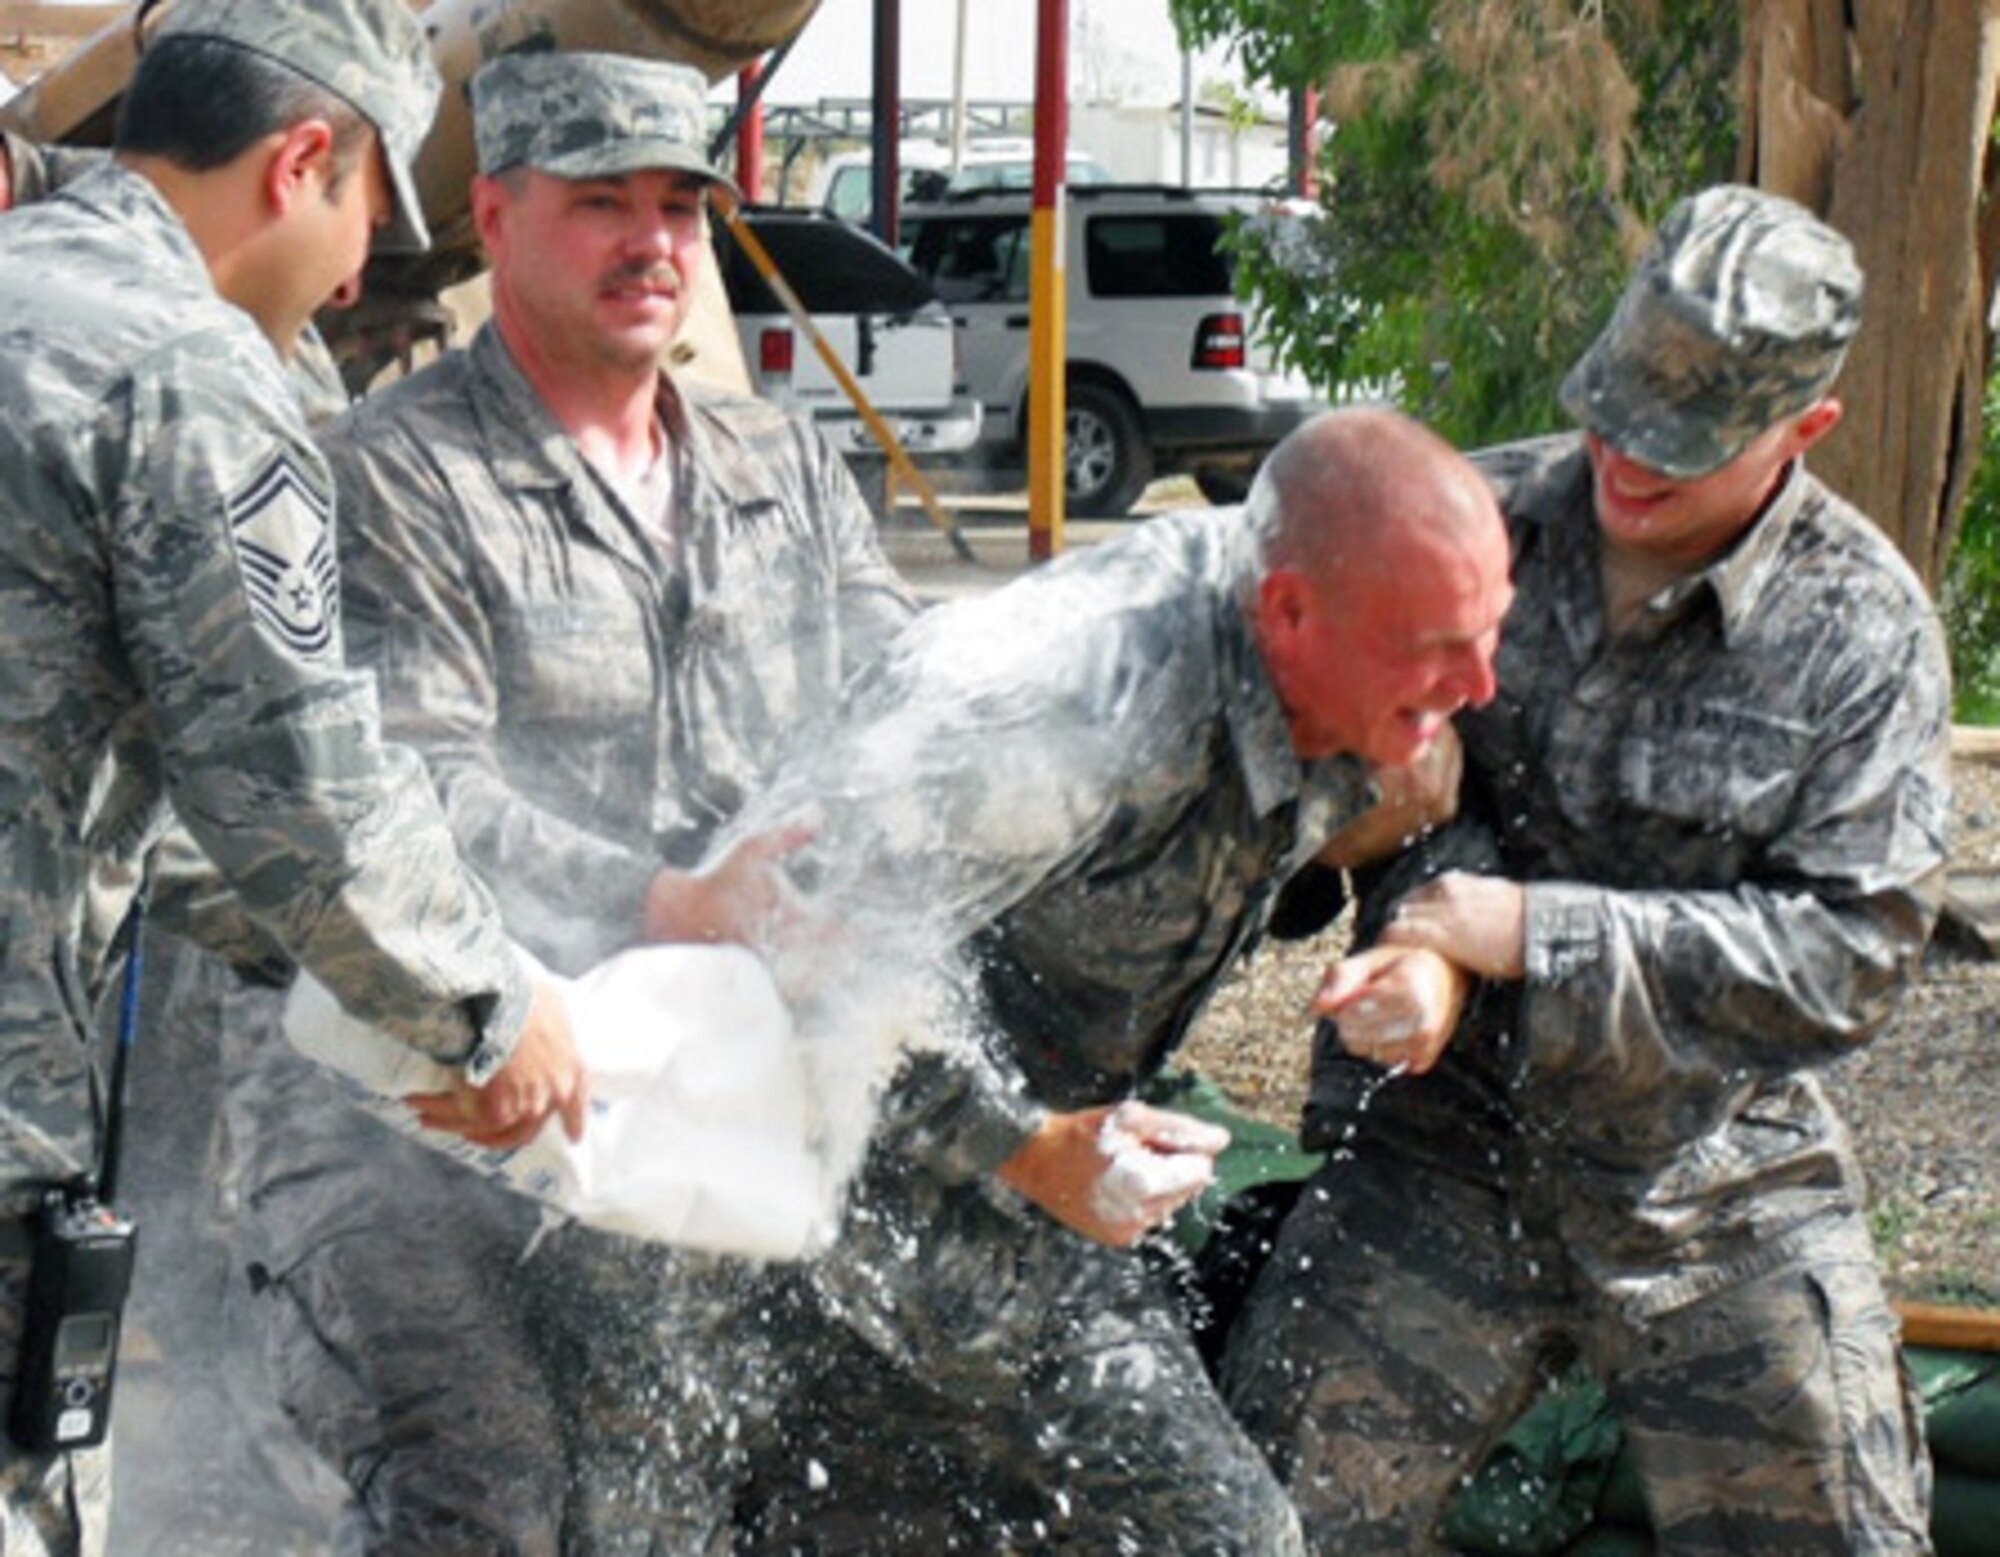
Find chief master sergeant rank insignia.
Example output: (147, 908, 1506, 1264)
(227, 448, 339, 660)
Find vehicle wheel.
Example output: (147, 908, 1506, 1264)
(1065, 383, 1153, 518)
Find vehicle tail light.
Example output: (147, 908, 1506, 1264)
(1192, 312, 1247, 370)
(759, 328, 795, 378)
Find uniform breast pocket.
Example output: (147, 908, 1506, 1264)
(498, 603, 648, 724)
(1616, 699, 1813, 842)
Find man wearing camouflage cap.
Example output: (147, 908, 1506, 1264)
(0, 5, 591, 1550)
(1224, 185, 1945, 1553)
(224, 48, 914, 1551)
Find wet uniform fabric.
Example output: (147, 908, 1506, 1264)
(0, 164, 528, 1556)
(1222, 433, 1948, 1555)
(231, 320, 912, 1553)
(739, 508, 1368, 1554)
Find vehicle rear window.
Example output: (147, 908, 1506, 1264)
(1084, 214, 1233, 298)
(717, 216, 937, 316)
(904, 216, 1032, 305)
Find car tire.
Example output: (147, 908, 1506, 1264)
(1065, 382, 1153, 518)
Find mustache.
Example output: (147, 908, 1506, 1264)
(599, 260, 681, 295)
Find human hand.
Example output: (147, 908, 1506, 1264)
(997, 1102, 1230, 1247)
(1379, 871, 1528, 981)
(1320, 724, 1463, 870)
(640, 822, 816, 945)
(1314, 943, 1470, 1075)
(406, 974, 588, 1149)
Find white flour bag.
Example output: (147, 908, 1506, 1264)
(283, 943, 837, 1260)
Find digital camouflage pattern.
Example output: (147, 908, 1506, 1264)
(1560, 185, 1863, 478)
(0, 159, 531, 1550)
(0, 130, 99, 209)
(233, 319, 911, 1548)
(327, 321, 913, 977)
(1224, 432, 1947, 1555)
(152, 0, 442, 252)
(750, 1156, 1306, 1555)
(725, 507, 1375, 1553)
(471, 52, 738, 199)
(0, 160, 528, 1154)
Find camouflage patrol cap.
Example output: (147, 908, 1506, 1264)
(471, 52, 739, 202)
(152, 0, 442, 254)
(1559, 184, 1863, 478)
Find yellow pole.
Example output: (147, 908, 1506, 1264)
(1026, 203, 1067, 562)
(1027, 0, 1070, 561)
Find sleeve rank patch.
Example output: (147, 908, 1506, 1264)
(227, 448, 340, 661)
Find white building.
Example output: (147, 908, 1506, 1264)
(1072, 101, 1291, 191)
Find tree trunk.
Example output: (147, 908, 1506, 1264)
(1740, 0, 2000, 590)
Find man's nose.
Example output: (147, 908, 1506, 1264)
(630, 209, 685, 256)
(1448, 644, 1499, 709)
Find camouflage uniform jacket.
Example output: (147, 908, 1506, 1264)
(0, 163, 528, 1194)
(321, 321, 916, 975)
(1317, 432, 1951, 1311)
(0, 129, 99, 208)
(739, 507, 1375, 1180)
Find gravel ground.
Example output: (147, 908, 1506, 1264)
(1181, 756, 2000, 1307)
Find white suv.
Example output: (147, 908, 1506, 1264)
(902, 185, 1328, 515)
(714, 210, 981, 497)
(811, 139, 1114, 226)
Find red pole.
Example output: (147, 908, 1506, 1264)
(871, 0, 903, 246)
(1301, 83, 1320, 201)
(736, 61, 766, 206)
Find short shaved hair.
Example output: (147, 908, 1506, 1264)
(1248, 407, 1496, 590)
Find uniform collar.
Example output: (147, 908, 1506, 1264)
(464, 322, 749, 512)
(464, 323, 687, 570)
(466, 321, 676, 495)
(1224, 614, 1304, 824)
(1533, 438, 1808, 650)
(58, 161, 215, 293)
(1586, 459, 1808, 647)
(1698, 459, 1807, 644)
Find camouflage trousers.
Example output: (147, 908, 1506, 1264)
(111, 934, 343, 1557)
(745, 1154, 1304, 1556)
(0, 1250, 109, 1557)
(1219, 1150, 1934, 1556)
(251, 1124, 774, 1557)
(252, 1140, 567, 1556)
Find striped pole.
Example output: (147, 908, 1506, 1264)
(1027, 0, 1069, 561)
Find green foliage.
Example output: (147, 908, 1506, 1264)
(1173, 0, 1739, 448)
(1942, 373, 2000, 724)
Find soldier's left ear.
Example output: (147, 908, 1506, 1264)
(267, 119, 340, 217)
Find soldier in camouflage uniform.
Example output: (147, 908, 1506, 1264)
(0, 5, 590, 1553)
(0, 131, 97, 213)
(4, 85, 348, 1557)
(1222, 187, 1946, 1554)
(229, 51, 917, 1553)
(716, 406, 1512, 1553)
